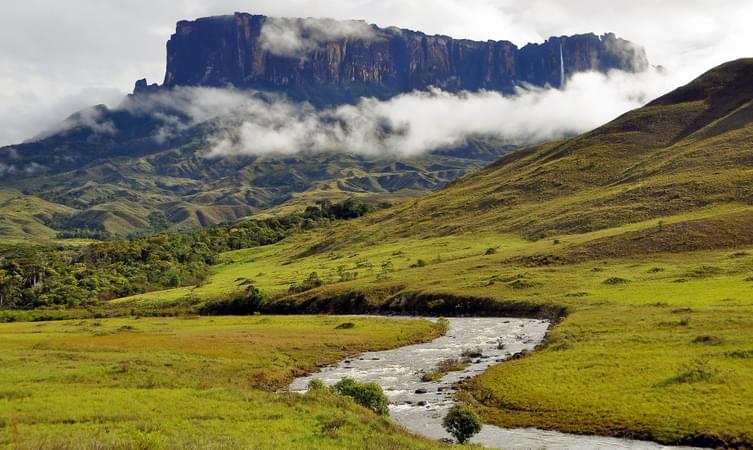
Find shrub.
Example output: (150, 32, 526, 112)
(437, 317, 451, 334)
(199, 286, 266, 315)
(376, 260, 395, 281)
(603, 277, 630, 285)
(484, 247, 497, 255)
(289, 272, 324, 293)
(308, 378, 326, 391)
(693, 335, 723, 345)
(421, 357, 469, 382)
(442, 403, 482, 443)
(508, 279, 536, 289)
(335, 322, 355, 330)
(333, 377, 389, 416)
(660, 359, 720, 386)
(461, 347, 483, 358)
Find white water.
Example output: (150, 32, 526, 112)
(560, 44, 566, 88)
(290, 317, 703, 449)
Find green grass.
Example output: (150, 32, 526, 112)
(463, 305, 753, 446)
(104, 217, 753, 445)
(0, 316, 451, 449)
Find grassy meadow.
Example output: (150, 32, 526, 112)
(0, 316, 450, 449)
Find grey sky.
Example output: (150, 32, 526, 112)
(0, 0, 750, 146)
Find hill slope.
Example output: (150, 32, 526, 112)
(335, 58, 753, 245)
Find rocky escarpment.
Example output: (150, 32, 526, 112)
(155, 12, 648, 103)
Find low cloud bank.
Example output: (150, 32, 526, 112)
(94, 67, 672, 158)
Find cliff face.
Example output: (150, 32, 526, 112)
(159, 13, 648, 102)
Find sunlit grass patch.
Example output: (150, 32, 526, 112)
(0, 316, 447, 449)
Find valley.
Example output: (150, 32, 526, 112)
(1, 6, 752, 449)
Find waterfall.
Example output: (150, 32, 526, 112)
(560, 43, 565, 88)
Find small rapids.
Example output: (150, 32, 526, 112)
(290, 317, 701, 449)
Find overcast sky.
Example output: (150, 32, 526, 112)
(0, 0, 751, 146)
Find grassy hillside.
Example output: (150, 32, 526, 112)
(1, 118, 514, 239)
(0, 187, 76, 244)
(104, 59, 753, 446)
(317, 58, 753, 243)
(0, 316, 450, 449)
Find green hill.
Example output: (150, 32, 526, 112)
(0, 187, 76, 244)
(339, 58, 753, 242)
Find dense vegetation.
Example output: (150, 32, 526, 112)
(0, 198, 376, 310)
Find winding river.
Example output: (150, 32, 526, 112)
(290, 317, 702, 450)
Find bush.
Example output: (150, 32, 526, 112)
(421, 357, 469, 382)
(333, 377, 389, 416)
(660, 359, 720, 386)
(443, 403, 482, 443)
(437, 317, 450, 334)
(289, 272, 324, 293)
(484, 247, 497, 255)
(308, 378, 326, 391)
(461, 347, 483, 358)
(335, 322, 355, 330)
(199, 286, 266, 315)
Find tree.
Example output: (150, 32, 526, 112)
(442, 403, 482, 444)
(333, 377, 389, 416)
(147, 211, 170, 232)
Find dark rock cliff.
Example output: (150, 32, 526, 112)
(156, 12, 648, 103)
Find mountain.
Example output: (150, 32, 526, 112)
(158, 12, 648, 103)
(0, 13, 647, 240)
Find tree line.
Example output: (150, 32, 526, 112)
(0, 198, 378, 310)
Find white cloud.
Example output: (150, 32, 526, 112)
(260, 17, 378, 56)
(0, 0, 751, 146)
(111, 66, 671, 158)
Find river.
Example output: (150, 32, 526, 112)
(290, 317, 702, 449)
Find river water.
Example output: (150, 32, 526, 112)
(290, 317, 702, 449)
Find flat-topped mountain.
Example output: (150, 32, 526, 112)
(152, 12, 647, 103)
(0, 13, 649, 239)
